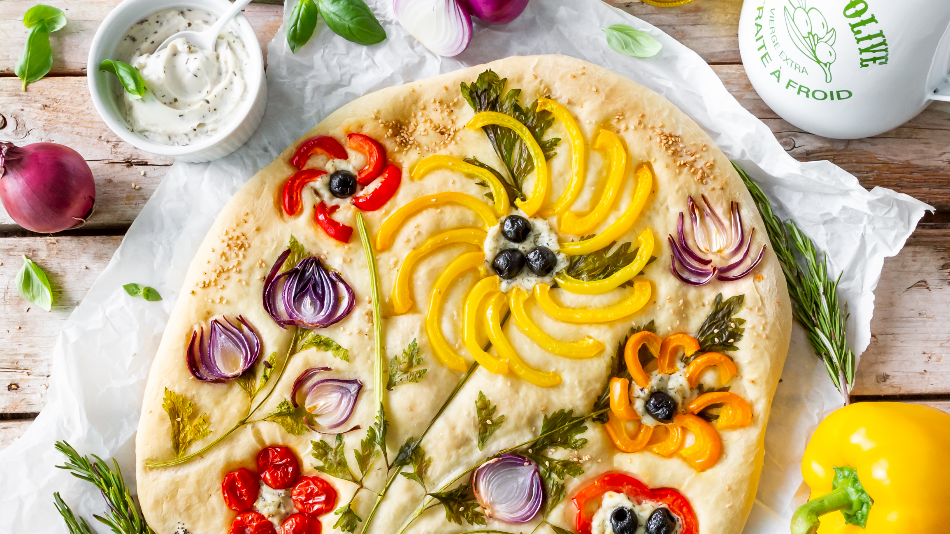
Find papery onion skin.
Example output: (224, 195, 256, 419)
(306, 378, 363, 429)
(394, 0, 473, 57)
(472, 453, 543, 524)
(187, 315, 262, 382)
(459, 0, 528, 24)
(0, 142, 95, 233)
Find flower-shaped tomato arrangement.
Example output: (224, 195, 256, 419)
(282, 133, 402, 243)
(223, 446, 337, 534)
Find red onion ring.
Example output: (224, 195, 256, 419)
(186, 315, 261, 382)
(668, 236, 716, 278)
(394, 0, 473, 57)
(669, 255, 717, 286)
(291, 367, 332, 408)
(718, 245, 766, 282)
(719, 228, 756, 274)
(472, 454, 543, 523)
(687, 197, 710, 253)
(677, 213, 711, 266)
(264, 249, 355, 329)
(725, 202, 745, 258)
(305, 379, 363, 430)
(701, 195, 729, 252)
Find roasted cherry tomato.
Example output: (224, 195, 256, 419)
(229, 512, 277, 534)
(291, 136, 348, 169)
(572, 473, 698, 534)
(257, 446, 301, 490)
(222, 467, 260, 512)
(282, 169, 326, 216)
(351, 164, 401, 212)
(347, 133, 386, 186)
(279, 514, 321, 534)
(291, 476, 337, 516)
(314, 202, 354, 243)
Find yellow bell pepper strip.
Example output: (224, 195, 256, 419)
(536, 98, 585, 218)
(411, 155, 510, 217)
(604, 413, 653, 453)
(609, 377, 640, 421)
(624, 331, 663, 389)
(555, 229, 655, 295)
(425, 251, 486, 372)
(560, 163, 654, 256)
(792, 402, 950, 534)
(684, 352, 737, 388)
(648, 424, 684, 457)
(533, 281, 652, 324)
(392, 228, 486, 315)
(558, 129, 627, 236)
(675, 414, 722, 472)
(462, 277, 510, 375)
(657, 333, 701, 374)
(686, 392, 752, 430)
(376, 192, 498, 251)
(508, 287, 604, 359)
(466, 111, 549, 217)
(485, 293, 562, 387)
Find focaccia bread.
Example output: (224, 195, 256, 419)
(136, 55, 792, 534)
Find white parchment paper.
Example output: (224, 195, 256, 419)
(0, 1, 931, 532)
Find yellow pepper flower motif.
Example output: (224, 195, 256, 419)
(425, 251, 486, 372)
(558, 129, 626, 236)
(648, 424, 684, 457)
(609, 377, 639, 421)
(687, 392, 752, 430)
(508, 287, 604, 359)
(555, 229, 655, 295)
(536, 98, 586, 218)
(675, 414, 722, 472)
(392, 228, 486, 315)
(462, 276, 510, 375)
(411, 155, 510, 217)
(467, 111, 549, 217)
(532, 281, 652, 323)
(561, 163, 654, 257)
(604, 414, 653, 453)
(376, 192, 498, 251)
(485, 293, 562, 387)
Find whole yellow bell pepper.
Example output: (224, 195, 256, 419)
(792, 402, 950, 534)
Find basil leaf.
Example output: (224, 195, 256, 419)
(286, 0, 319, 54)
(15, 21, 53, 91)
(603, 24, 662, 58)
(16, 255, 53, 312)
(123, 283, 144, 296)
(23, 4, 66, 32)
(317, 0, 386, 46)
(99, 60, 147, 98)
(141, 287, 162, 301)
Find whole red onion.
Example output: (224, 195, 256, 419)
(0, 142, 96, 233)
(458, 0, 528, 24)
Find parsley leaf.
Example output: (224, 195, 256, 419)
(295, 331, 349, 362)
(161, 388, 211, 458)
(398, 443, 431, 490)
(386, 339, 426, 389)
(593, 321, 656, 423)
(311, 435, 356, 482)
(429, 483, 486, 526)
(284, 234, 308, 272)
(696, 293, 746, 353)
(264, 399, 315, 436)
(355, 406, 388, 472)
(562, 241, 655, 285)
(518, 409, 590, 515)
(550, 526, 574, 534)
(333, 501, 363, 533)
(237, 352, 278, 401)
(532, 409, 589, 451)
(475, 391, 506, 451)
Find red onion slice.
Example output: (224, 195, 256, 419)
(186, 316, 262, 382)
(719, 228, 756, 274)
(668, 236, 715, 278)
(264, 249, 355, 329)
(473, 454, 543, 523)
(725, 202, 745, 258)
(305, 379, 363, 429)
(291, 367, 332, 408)
(458, 0, 528, 24)
(718, 245, 766, 282)
(669, 255, 717, 286)
(394, 0, 473, 57)
(701, 195, 729, 253)
(677, 213, 711, 266)
(687, 197, 710, 253)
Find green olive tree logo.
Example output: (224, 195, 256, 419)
(784, 0, 837, 82)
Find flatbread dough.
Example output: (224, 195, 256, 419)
(136, 55, 792, 534)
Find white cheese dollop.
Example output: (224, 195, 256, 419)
(483, 211, 569, 292)
(253, 482, 296, 529)
(631, 362, 697, 426)
(590, 491, 657, 534)
(316, 159, 357, 207)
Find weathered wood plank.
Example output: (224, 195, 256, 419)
(0, 419, 33, 452)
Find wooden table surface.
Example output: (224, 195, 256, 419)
(1, 0, 949, 450)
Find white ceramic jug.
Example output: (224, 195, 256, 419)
(738, 0, 950, 139)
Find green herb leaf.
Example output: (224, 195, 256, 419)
(161, 388, 211, 458)
(257, 352, 278, 394)
(286, 0, 319, 53)
(237, 351, 278, 401)
(311, 435, 357, 482)
(15, 17, 56, 91)
(285, 234, 309, 271)
(295, 331, 349, 362)
(355, 406, 388, 473)
(695, 293, 746, 353)
(142, 287, 162, 301)
(386, 339, 426, 389)
(398, 443, 431, 490)
(54, 493, 93, 534)
(550, 526, 574, 534)
(561, 240, 655, 285)
(429, 483, 486, 526)
(604, 24, 662, 58)
(17, 255, 53, 311)
(475, 391, 506, 451)
(264, 399, 315, 436)
(465, 157, 520, 205)
(123, 283, 144, 296)
(832, 466, 873, 528)
(532, 409, 589, 452)
(392, 435, 420, 469)
(99, 60, 147, 98)
(317, 0, 386, 45)
(24, 5, 67, 31)
(333, 501, 363, 533)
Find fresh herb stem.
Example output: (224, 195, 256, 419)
(356, 213, 385, 414)
(54, 492, 93, 534)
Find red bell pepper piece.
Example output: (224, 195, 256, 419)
(315, 202, 353, 243)
(291, 136, 348, 169)
(351, 164, 401, 212)
(572, 473, 698, 534)
(347, 133, 387, 186)
(282, 169, 326, 216)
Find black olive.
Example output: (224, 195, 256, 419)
(645, 508, 677, 534)
(492, 249, 526, 280)
(501, 215, 532, 243)
(328, 170, 358, 198)
(609, 506, 639, 534)
(645, 391, 677, 423)
(526, 246, 557, 276)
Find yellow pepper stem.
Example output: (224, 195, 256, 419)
(790, 486, 867, 534)
(412, 155, 511, 217)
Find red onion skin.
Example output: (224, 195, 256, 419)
(459, 0, 528, 24)
(0, 142, 95, 233)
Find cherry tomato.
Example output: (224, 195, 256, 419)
(222, 467, 260, 512)
(279, 514, 321, 534)
(229, 512, 277, 534)
(257, 446, 301, 490)
(291, 476, 337, 516)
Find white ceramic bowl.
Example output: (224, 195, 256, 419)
(87, 0, 267, 163)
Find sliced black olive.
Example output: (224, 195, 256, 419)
(609, 506, 639, 534)
(645, 507, 677, 534)
(492, 249, 526, 280)
(645, 391, 677, 423)
(501, 215, 532, 243)
(526, 246, 557, 276)
(328, 170, 358, 198)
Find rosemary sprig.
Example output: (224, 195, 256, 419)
(53, 493, 93, 534)
(736, 163, 855, 403)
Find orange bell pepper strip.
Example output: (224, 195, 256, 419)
(609, 378, 639, 421)
(658, 333, 701, 374)
(648, 424, 684, 457)
(604, 413, 653, 453)
(687, 392, 753, 430)
(675, 414, 722, 472)
(624, 331, 662, 389)
(684, 352, 737, 388)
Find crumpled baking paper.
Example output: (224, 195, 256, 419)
(0, 0, 931, 532)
